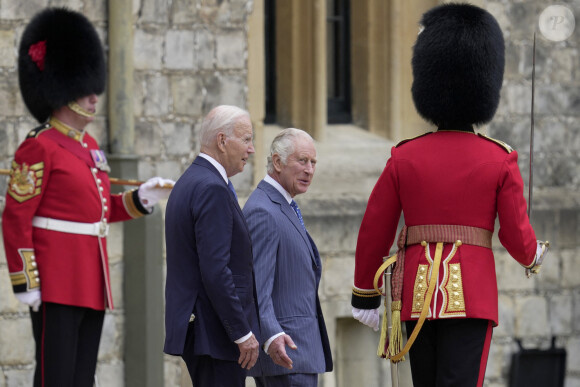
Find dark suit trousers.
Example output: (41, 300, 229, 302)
(30, 302, 105, 387)
(254, 373, 318, 387)
(182, 322, 246, 387)
(406, 318, 493, 387)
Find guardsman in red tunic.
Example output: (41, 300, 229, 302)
(2, 8, 172, 387)
(351, 4, 549, 387)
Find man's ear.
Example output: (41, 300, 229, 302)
(217, 132, 227, 152)
(272, 153, 283, 172)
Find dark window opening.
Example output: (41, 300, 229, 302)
(264, 0, 276, 124)
(327, 0, 352, 124)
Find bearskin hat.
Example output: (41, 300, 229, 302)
(411, 3, 505, 129)
(18, 8, 106, 123)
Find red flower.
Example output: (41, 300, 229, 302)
(28, 40, 47, 71)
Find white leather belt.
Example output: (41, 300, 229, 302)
(32, 216, 109, 237)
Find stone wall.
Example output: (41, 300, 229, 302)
(130, 0, 255, 193)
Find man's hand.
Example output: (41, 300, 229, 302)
(138, 177, 175, 210)
(352, 307, 380, 331)
(526, 240, 550, 278)
(267, 334, 297, 370)
(237, 333, 259, 370)
(15, 289, 42, 312)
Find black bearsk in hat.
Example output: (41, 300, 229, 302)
(18, 7, 106, 123)
(411, 3, 505, 130)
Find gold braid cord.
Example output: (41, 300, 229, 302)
(373, 255, 397, 358)
(373, 224, 491, 363)
(373, 241, 456, 363)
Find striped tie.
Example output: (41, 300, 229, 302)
(290, 200, 306, 231)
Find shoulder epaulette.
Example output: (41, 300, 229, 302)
(26, 123, 51, 139)
(477, 133, 513, 153)
(395, 132, 433, 148)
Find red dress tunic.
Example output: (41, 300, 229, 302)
(2, 121, 147, 310)
(352, 131, 537, 325)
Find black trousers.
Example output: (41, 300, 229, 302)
(30, 302, 105, 387)
(254, 373, 319, 387)
(406, 318, 493, 387)
(181, 322, 246, 387)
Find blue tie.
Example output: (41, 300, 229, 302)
(290, 200, 306, 231)
(228, 180, 238, 200)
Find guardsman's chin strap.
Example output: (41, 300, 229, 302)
(68, 101, 95, 118)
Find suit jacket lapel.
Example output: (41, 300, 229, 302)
(257, 180, 318, 267)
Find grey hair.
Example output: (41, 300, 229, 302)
(200, 105, 250, 147)
(266, 128, 314, 174)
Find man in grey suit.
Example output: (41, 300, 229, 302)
(244, 128, 333, 386)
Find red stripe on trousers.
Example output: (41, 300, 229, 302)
(477, 320, 493, 387)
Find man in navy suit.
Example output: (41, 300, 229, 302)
(244, 128, 333, 386)
(164, 105, 260, 386)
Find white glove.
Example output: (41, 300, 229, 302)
(15, 289, 41, 312)
(138, 177, 175, 210)
(526, 240, 550, 278)
(352, 307, 380, 331)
